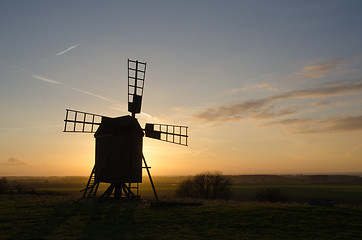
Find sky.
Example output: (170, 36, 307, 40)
(0, 0, 361, 176)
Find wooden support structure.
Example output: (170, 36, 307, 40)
(81, 155, 158, 201)
(142, 154, 158, 201)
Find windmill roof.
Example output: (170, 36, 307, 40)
(94, 115, 143, 138)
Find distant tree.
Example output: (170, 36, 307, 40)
(0, 177, 9, 194)
(176, 172, 232, 200)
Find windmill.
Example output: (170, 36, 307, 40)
(63, 59, 188, 200)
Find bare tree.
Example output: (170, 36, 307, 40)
(176, 172, 232, 200)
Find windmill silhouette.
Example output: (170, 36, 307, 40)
(63, 59, 188, 200)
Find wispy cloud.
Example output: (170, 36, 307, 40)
(346, 143, 362, 157)
(309, 100, 332, 107)
(317, 115, 362, 133)
(56, 43, 80, 56)
(4, 63, 62, 85)
(231, 82, 279, 93)
(260, 118, 312, 127)
(31, 74, 62, 85)
(109, 104, 128, 113)
(71, 87, 111, 102)
(254, 106, 298, 119)
(0, 126, 21, 131)
(261, 115, 362, 134)
(31, 73, 115, 103)
(31, 75, 114, 103)
(297, 59, 343, 79)
(193, 79, 362, 123)
(0, 157, 27, 166)
(4, 52, 116, 106)
(2, 63, 27, 72)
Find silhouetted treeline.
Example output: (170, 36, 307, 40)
(0, 176, 87, 191)
(228, 174, 362, 185)
(0, 177, 69, 195)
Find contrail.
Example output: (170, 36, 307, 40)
(31, 74, 62, 85)
(2, 63, 27, 72)
(56, 43, 80, 56)
(71, 87, 111, 102)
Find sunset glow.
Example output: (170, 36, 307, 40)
(1, 1, 361, 176)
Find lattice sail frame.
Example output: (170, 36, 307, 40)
(64, 109, 103, 133)
(128, 59, 146, 117)
(145, 123, 188, 146)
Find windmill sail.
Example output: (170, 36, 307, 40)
(64, 109, 103, 133)
(145, 123, 188, 146)
(128, 59, 146, 117)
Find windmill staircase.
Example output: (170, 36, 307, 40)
(81, 165, 100, 198)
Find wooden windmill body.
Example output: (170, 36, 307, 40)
(63, 59, 188, 200)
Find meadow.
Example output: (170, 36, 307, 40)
(1, 175, 362, 239)
(5, 175, 362, 203)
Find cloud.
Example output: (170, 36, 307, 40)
(298, 59, 343, 79)
(71, 87, 111, 102)
(309, 100, 331, 107)
(284, 58, 359, 83)
(0, 157, 27, 166)
(2, 63, 27, 72)
(256, 83, 279, 92)
(322, 115, 362, 133)
(232, 83, 279, 93)
(269, 79, 362, 101)
(31, 74, 62, 85)
(56, 43, 80, 56)
(4, 50, 116, 106)
(193, 79, 362, 123)
(262, 115, 362, 134)
(0, 126, 21, 131)
(31, 74, 114, 103)
(3, 63, 62, 85)
(260, 118, 311, 127)
(346, 143, 362, 157)
(31, 74, 112, 103)
(254, 106, 298, 119)
(109, 104, 128, 113)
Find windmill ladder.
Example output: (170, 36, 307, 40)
(81, 165, 100, 198)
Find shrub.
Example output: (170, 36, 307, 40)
(255, 187, 285, 202)
(176, 172, 232, 200)
(0, 177, 9, 194)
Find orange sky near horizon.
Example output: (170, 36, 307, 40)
(1, 1, 362, 176)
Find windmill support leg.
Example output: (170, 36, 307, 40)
(122, 183, 136, 198)
(142, 154, 158, 201)
(100, 184, 115, 200)
(114, 184, 123, 199)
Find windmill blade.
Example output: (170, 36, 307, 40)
(64, 109, 103, 133)
(128, 59, 146, 117)
(145, 123, 188, 146)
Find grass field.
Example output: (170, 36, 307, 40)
(4, 175, 362, 203)
(31, 181, 362, 204)
(1, 194, 362, 239)
(1, 175, 362, 239)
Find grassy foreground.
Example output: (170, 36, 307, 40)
(1, 195, 362, 240)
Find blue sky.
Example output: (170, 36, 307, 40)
(0, 1, 361, 176)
